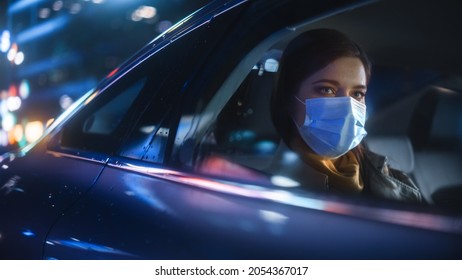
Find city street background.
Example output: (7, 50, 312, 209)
(0, 0, 211, 150)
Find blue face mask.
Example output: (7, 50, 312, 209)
(294, 96, 367, 158)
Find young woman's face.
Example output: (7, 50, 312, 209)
(292, 56, 367, 126)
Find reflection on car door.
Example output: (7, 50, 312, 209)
(0, 141, 106, 259)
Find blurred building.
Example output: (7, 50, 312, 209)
(0, 0, 210, 149)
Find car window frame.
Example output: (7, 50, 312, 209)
(164, 0, 462, 226)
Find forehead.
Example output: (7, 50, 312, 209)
(307, 57, 367, 85)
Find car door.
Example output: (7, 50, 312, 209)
(0, 102, 107, 259)
(0, 43, 164, 259)
(42, 0, 250, 259)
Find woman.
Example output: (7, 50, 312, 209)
(271, 29, 421, 202)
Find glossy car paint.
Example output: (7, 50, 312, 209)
(44, 156, 462, 259)
(0, 142, 106, 259)
(1, 0, 461, 259)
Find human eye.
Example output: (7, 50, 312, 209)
(351, 90, 366, 101)
(317, 87, 336, 96)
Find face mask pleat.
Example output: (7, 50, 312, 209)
(296, 96, 367, 158)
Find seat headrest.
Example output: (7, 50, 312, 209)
(424, 87, 462, 149)
(365, 86, 462, 171)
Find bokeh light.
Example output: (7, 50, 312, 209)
(2, 113, 16, 132)
(131, 5, 157, 22)
(59, 94, 73, 110)
(6, 96, 22, 112)
(12, 124, 23, 143)
(52, 1, 64, 11)
(19, 80, 30, 99)
(14, 51, 24, 65)
(25, 121, 44, 143)
(0, 30, 11, 53)
(39, 8, 51, 19)
(0, 130, 8, 146)
(6, 43, 17, 61)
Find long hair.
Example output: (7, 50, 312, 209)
(271, 28, 371, 151)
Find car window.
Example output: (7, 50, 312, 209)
(57, 41, 183, 154)
(172, 46, 291, 187)
(198, 51, 282, 171)
(55, 3, 238, 157)
(171, 0, 462, 212)
(118, 13, 236, 164)
(58, 72, 149, 153)
(81, 79, 146, 136)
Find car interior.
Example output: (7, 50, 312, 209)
(189, 0, 462, 212)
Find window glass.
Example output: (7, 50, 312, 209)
(118, 19, 225, 164)
(135, 0, 462, 218)
(172, 47, 286, 187)
(175, 1, 462, 212)
(58, 43, 178, 154)
(56, 7, 233, 157)
(201, 55, 281, 170)
(59, 73, 148, 153)
(119, 106, 174, 163)
(81, 79, 145, 136)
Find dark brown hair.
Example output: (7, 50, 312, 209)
(271, 28, 371, 146)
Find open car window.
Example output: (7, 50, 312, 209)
(173, 0, 462, 213)
(190, 46, 333, 190)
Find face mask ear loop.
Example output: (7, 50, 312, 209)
(293, 95, 305, 105)
(291, 95, 307, 128)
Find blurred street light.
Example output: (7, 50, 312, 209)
(1, 30, 11, 53)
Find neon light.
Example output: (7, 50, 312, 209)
(17, 52, 80, 77)
(16, 15, 70, 44)
(8, 0, 46, 14)
(22, 229, 36, 237)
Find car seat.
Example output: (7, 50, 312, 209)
(365, 86, 462, 210)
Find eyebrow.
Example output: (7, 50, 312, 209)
(312, 79, 367, 89)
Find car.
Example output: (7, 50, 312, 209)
(0, 0, 461, 259)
